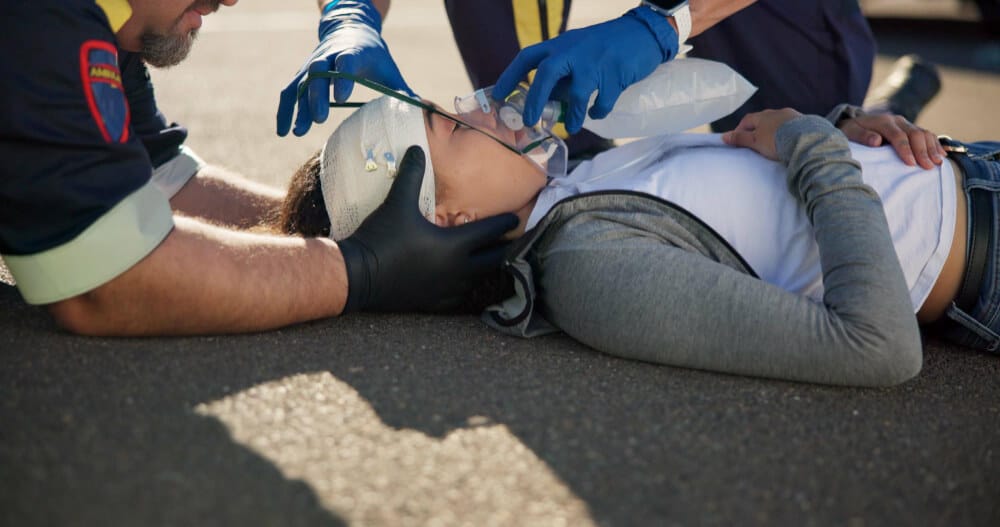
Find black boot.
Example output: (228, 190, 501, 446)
(865, 54, 942, 123)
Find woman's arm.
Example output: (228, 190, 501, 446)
(537, 113, 922, 387)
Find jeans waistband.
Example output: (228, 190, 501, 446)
(935, 137, 1000, 352)
(941, 137, 991, 314)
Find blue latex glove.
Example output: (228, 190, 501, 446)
(277, 0, 414, 137)
(493, 6, 679, 134)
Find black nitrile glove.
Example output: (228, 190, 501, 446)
(339, 146, 518, 312)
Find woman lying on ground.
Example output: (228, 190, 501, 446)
(273, 93, 999, 387)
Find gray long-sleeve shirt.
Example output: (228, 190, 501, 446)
(485, 116, 923, 387)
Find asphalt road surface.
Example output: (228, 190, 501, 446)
(2, 1, 999, 525)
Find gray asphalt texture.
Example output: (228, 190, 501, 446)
(2, 1, 999, 525)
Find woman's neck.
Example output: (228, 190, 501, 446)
(507, 195, 540, 239)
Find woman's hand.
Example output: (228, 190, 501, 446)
(722, 108, 802, 161)
(837, 112, 945, 169)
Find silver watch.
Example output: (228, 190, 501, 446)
(640, 0, 692, 44)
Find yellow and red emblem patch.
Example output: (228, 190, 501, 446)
(80, 40, 130, 143)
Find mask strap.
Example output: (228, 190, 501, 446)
(297, 71, 435, 112)
(299, 71, 528, 158)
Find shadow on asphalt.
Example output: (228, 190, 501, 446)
(0, 286, 345, 526)
(3, 282, 998, 525)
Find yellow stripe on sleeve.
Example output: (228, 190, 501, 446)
(545, 0, 564, 41)
(512, 0, 569, 138)
(3, 180, 174, 305)
(512, 0, 564, 49)
(95, 0, 133, 33)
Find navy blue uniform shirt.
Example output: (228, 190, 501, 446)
(0, 0, 185, 303)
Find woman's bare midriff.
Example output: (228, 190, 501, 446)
(917, 158, 968, 323)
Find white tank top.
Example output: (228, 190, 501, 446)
(527, 133, 956, 311)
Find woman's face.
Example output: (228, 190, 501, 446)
(423, 106, 548, 230)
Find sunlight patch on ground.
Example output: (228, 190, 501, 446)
(196, 372, 595, 526)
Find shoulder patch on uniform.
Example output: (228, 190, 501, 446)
(80, 40, 131, 143)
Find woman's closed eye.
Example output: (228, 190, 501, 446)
(427, 105, 463, 135)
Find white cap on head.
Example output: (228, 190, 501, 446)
(320, 95, 435, 240)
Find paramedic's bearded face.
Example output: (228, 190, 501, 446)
(424, 108, 547, 232)
(137, 0, 231, 68)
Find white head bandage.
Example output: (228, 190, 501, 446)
(320, 95, 435, 240)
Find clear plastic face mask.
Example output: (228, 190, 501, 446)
(454, 86, 568, 180)
(301, 71, 566, 180)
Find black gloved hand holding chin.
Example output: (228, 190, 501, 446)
(338, 146, 518, 313)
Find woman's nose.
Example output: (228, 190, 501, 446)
(461, 109, 498, 132)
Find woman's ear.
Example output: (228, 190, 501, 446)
(433, 206, 448, 227)
(453, 212, 473, 226)
(433, 204, 473, 227)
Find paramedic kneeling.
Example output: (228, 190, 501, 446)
(0, 0, 515, 336)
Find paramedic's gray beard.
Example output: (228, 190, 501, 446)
(141, 28, 199, 68)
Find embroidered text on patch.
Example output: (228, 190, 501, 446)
(79, 40, 131, 143)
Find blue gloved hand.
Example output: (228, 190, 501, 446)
(493, 6, 679, 134)
(277, 0, 414, 137)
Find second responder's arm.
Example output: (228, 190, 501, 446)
(687, 0, 756, 37)
(494, 0, 757, 134)
(279, 0, 410, 137)
(316, 0, 389, 18)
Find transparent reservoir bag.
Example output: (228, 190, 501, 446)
(582, 58, 757, 138)
(460, 58, 758, 140)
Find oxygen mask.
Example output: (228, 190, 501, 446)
(295, 70, 570, 180)
(454, 85, 568, 181)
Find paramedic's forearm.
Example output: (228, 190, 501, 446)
(47, 217, 349, 336)
(316, 0, 390, 18)
(169, 164, 284, 230)
(687, 0, 756, 37)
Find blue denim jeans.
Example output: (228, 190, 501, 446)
(936, 140, 1000, 352)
